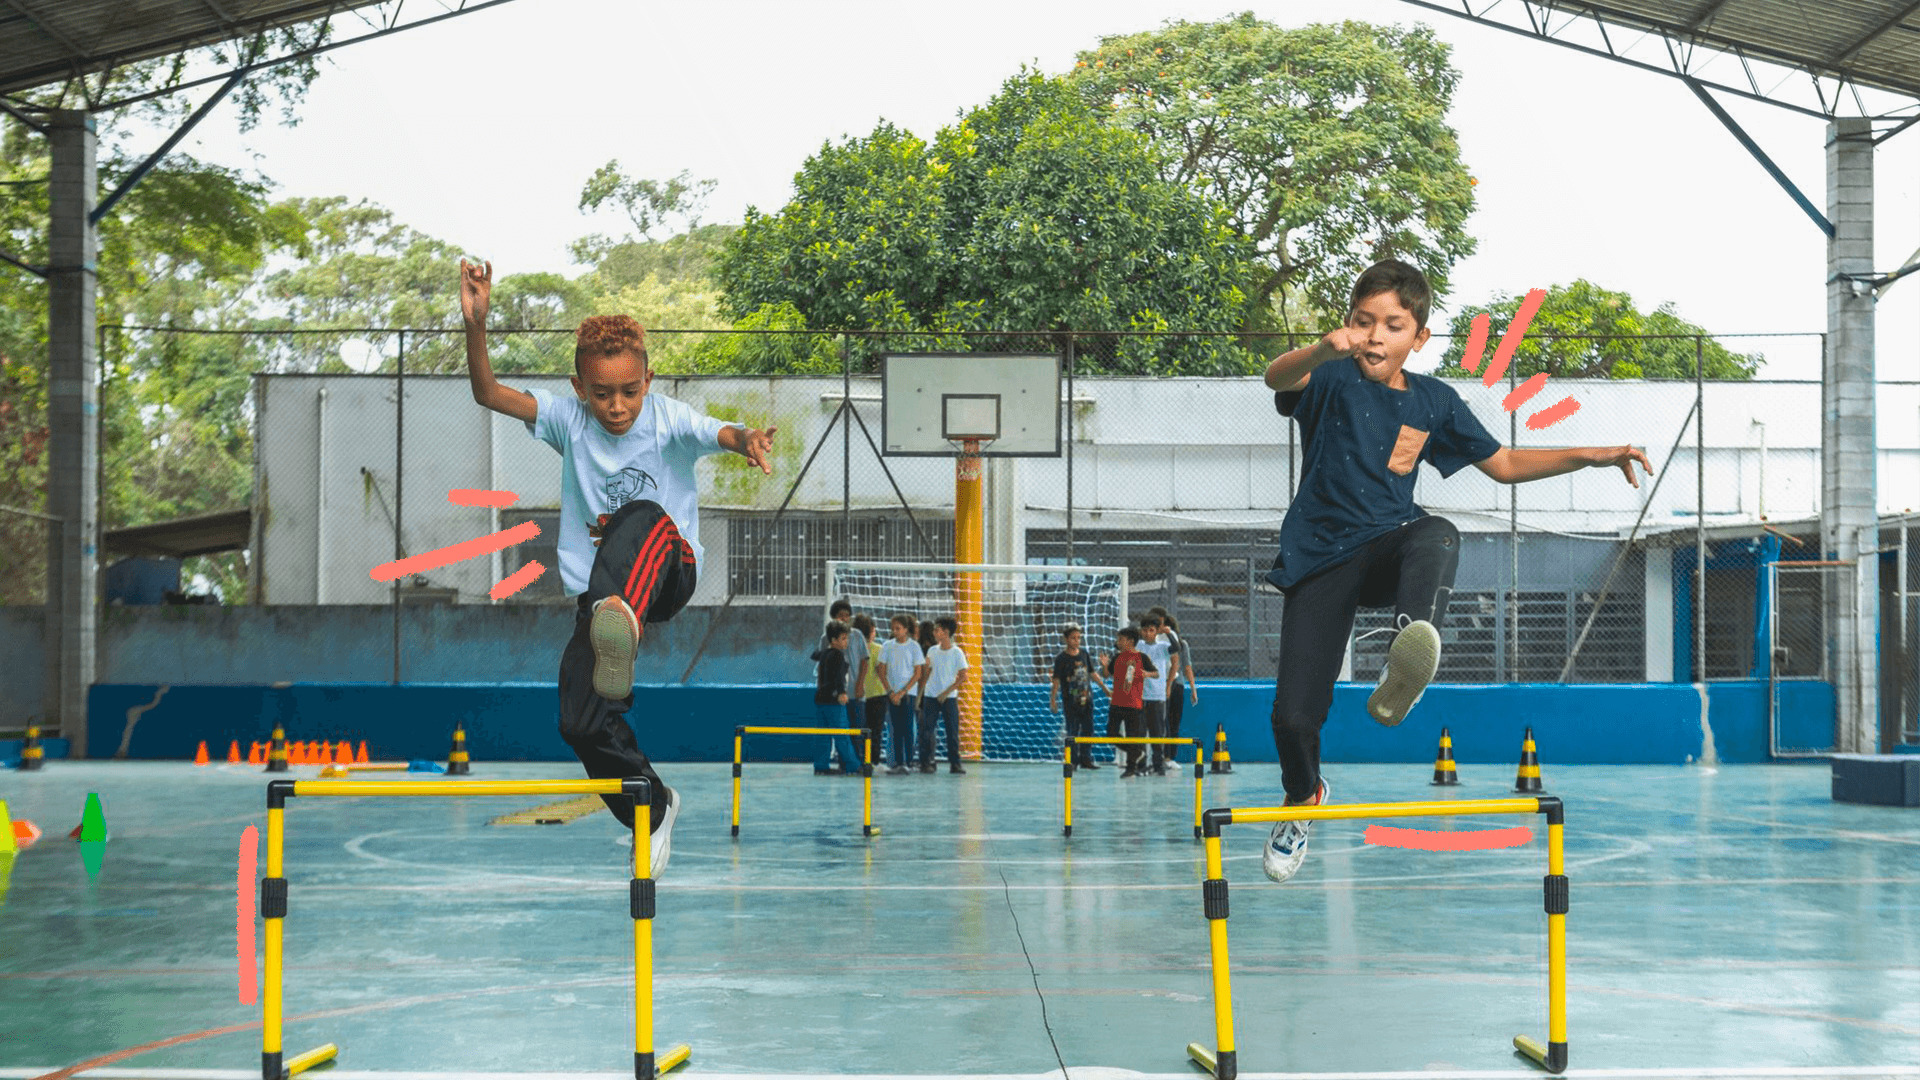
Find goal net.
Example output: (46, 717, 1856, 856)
(827, 561, 1130, 762)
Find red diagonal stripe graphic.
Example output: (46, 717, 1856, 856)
(1483, 288, 1546, 387)
(369, 520, 539, 582)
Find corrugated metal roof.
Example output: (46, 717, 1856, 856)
(1593, 0, 1920, 101)
(0, 1, 384, 98)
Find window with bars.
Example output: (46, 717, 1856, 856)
(727, 510, 954, 599)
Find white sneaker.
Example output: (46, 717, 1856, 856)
(647, 787, 680, 878)
(589, 595, 641, 700)
(1262, 777, 1329, 883)
(1367, 618, 1440, 726)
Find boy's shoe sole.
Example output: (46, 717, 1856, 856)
(589, 596, 641, 701)
(647, 787, 680, 878)
(1367, 619, 1441, 726)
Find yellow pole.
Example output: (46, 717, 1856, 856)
(862, 733, 874, 837)
(955, 440, 984, 759)
(1548, 820, 1567, 1049)
(1204, 832, 1236, 1064)
(634, 787, 651, 1075)
(730, 732, 743, 838)
(263, 805, 283, 1077)
(1062, 741, 1074, 837)
(1191, 740, 1204, 840)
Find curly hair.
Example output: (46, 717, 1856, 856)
(574, 314, 648, 371)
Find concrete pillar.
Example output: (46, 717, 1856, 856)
(1823, 117, 1879, 754)
(45, 111, 100, 757)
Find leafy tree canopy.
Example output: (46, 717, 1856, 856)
(1432, 280, 1763, 380)
(1068, 14, 1477, 329)
(715, 71, 1261, 373)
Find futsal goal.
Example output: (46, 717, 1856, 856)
(826, 560, 1129, 762)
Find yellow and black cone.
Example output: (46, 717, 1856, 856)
(265, 724, 288, 773)
(1513, 726, 1545, 793)
(1209, 723, 1233, 774)
(1430, 726, 1460, 786)
(447, 723, 471, 775)
(18, 725, 44, 771)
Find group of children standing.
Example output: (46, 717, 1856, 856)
(1051, 608, 1198, 777)
(811, 600, 970, 775)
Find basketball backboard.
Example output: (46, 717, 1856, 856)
(881, 353, 1061, 457)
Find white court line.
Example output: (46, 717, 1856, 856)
(11, 1060, 1920, 1068)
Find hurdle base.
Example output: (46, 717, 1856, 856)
(1513, 1034, 1567, 1073)
(1185, 1042, 1235, 1079)
(282, 1042, 338, 1078)
(637, 1042, 692, 1080)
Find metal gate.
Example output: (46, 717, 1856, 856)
(1769, 560, 1852, 758)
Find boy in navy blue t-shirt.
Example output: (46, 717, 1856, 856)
(1259, 259, 1652, 883)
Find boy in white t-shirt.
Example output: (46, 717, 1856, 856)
(876, 614, 926, 774)
(917, 616, 969, 775)
(460, 260, 777, 875)
(1138, 615, 1174, 775)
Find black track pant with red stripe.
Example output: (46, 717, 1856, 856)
(558, 498, 697, 832)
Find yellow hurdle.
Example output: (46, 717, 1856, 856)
(1062, 737, 1206, 839)
(1185, 797, 1569, 1079)
(259, 777, 689, 1080)
(731, 725, 877, 838)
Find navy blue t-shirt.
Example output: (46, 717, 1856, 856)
(1268, 357, 1501, 590)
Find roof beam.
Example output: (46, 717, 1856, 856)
(1, 0, 89, 64)
(1683, 0, 1734, 33)
(1683, 77, 1834, 238)
(1830, 0, 1920, 66)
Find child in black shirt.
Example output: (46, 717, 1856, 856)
(1260, 259, 1652, 883)
(810, 621, 859, 774)
(1049, 622, 1108, 769)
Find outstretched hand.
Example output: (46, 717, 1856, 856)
(1322, 324, 1371, 358)
(1593, 445, 1654, 488)
(740, 426, 778, 474)
(460, 259, 492, 328)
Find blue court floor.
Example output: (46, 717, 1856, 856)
(2, 757, 1917, 1080)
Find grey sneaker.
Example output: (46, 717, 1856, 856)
(646, 787, 680, 878)
(1367, 619, 1440, 726)
(1262, 777, 1329, 883)
(589, 595, 641, 700)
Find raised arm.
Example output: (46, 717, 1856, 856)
(1264, 325, 1371, 392)
(461, 260, 537, 424)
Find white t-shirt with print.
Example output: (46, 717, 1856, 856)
(877, 638, 925, 694)
(924, 643, 969, 700)
(525, 388, 728, 596)
(1140, 639, 1172, 703)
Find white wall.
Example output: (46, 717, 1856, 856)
(255, 374, 1919, 603)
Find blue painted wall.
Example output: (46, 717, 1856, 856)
(84, 678, 1833, 766)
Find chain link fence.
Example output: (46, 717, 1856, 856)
(62, 323, 1920, 718)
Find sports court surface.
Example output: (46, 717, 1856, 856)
(3, 759, 1918, 1080)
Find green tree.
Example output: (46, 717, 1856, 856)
(1432, 280, 1763, 380)
(715, 72, 1261, 373)
(1068, 14, 1478, 329)
(572, 163, 719, 267)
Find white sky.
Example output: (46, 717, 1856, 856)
(147, 0, 1920, 381)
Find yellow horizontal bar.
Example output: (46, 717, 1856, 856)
(657, 1043, 693, 1073)
(291, 779, 630, 798)
(1513, 1034, 1549, 1066)
(1071, 737, 1200, 745)
(739, 727, 865, 737)
(1225, 798, 1544, 825)
(286, 1043, 339, 1076)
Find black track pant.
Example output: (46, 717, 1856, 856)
(1270, 516, 1459, 804)
(558, 499, 697, 831)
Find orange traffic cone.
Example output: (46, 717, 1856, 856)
(334, 741, 352, 765)
(226, 741, 242, 764)
(294, 741, 311, 766)
(355, 741, 369, 764)
(193, 741, 210, 766)
(248, 742, 265, 766)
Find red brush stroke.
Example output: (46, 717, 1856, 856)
(1459, 312, 1491, 374)
(1364, 824, 1533, 851)
(489, 560, 546, 599)
(448, 488, 520, 508)
(1482, 288, 1547, 387)
(1503, 371, 1550, 413)
(1526, 396, 1582, 430)
(238, 826, 256, 1005)
(369, 520, 540, 582)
